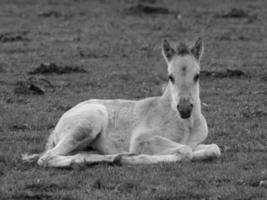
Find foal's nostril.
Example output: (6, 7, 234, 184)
(177, 103, 193, 111)
(177, 101, 193, 119)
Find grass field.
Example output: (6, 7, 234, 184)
(0, 0, 266, 199)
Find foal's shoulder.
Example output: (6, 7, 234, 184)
(135, 97, 161, 116)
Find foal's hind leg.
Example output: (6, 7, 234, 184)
(38, 152, 120, 168)
(192, 144, 221, 161)
(37, 110, 107, 167)
(38, 126, 101, 167)
(22, 131, 56, 163)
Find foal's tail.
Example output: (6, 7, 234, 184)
(22, 131, 55, 163)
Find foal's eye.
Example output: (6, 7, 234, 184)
(194, 74, 200, 82)
(168, 75, 175, 83)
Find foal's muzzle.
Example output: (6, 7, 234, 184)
(177, 99, 193, 119)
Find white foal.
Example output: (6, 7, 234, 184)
(23, 38, 221, 167)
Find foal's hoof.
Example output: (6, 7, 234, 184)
(37, 157, 48, 167)
(22, 153, 40, 163)
(112, 154, 123, 166)
(112, 153, 135, 166)
(177, 146, 193, 162)
(210, 144, 221, 158)
(37, 154, 51, 167)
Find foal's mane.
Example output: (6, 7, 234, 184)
(176, 42, 190, 55)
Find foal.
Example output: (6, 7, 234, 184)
(23, 38, 221, 167)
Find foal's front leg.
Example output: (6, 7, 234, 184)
(192, 144, 221, 161)
(119, 132, 193, 164)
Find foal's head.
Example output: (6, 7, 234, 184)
(162, 38, 203, 119)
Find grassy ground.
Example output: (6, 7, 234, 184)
(0, 0, 266, 199)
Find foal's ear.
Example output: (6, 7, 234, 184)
(162, 40, 176, 62)
(191, 38, 204, 60)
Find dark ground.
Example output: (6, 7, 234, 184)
(0, 0, 266, 199)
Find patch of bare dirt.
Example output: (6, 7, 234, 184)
(38, 11, 61, 18)
(216, 33, 250, 41)
(13, 77, 54, 95)
(217, 8, 252, 18)
(25, 183, 68, 193)
(79, 51, 108, 58)
(200, 69, 248, 79)
(126, 0, 169, 15)
(12, 192, 54, 200)
(0, 32, 29, 42)
(14, 81, 44, 95)
(28, 63, 87, 75)
(9, 124, 32, 131)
